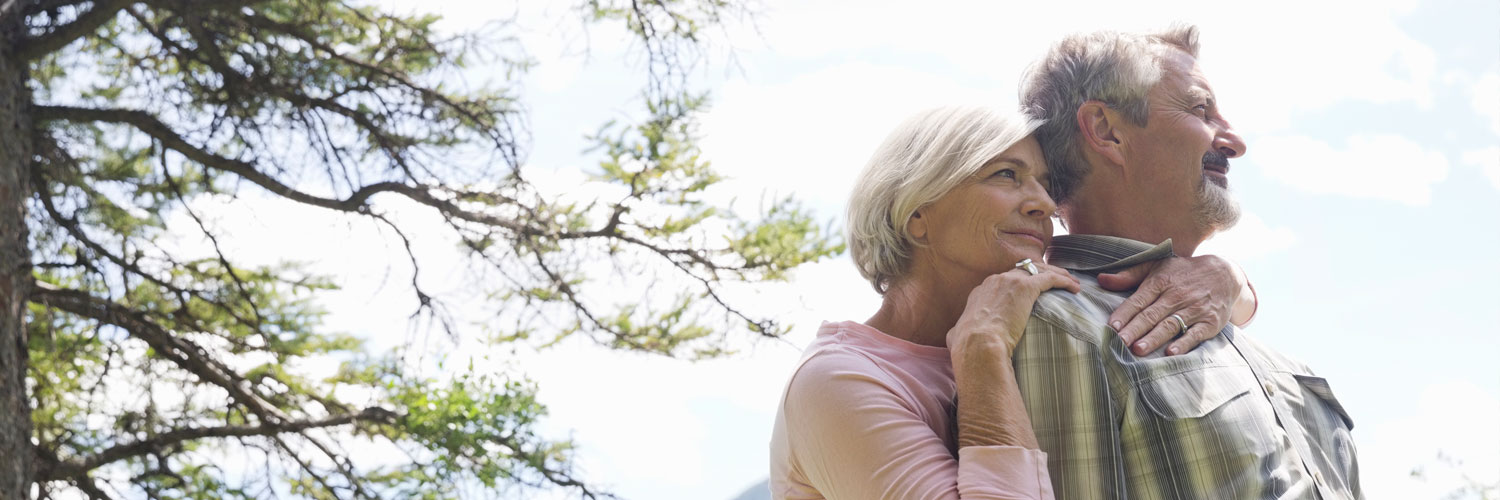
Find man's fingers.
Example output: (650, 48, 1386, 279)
(1097, 261, 1157, 292)
(1166, 322, 1220, 356)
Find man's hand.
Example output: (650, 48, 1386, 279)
(1098, 255, 1255, 356)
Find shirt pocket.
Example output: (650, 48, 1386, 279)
(1137, 365, 1257, 419)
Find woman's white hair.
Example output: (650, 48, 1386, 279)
(846, 106, 1040, 294)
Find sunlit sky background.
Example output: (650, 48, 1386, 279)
(184, 0, 1500, 498)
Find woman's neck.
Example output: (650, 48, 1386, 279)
(865, 270, 977, 348)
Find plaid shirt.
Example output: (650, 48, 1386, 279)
(1013, 235, 1361, 499)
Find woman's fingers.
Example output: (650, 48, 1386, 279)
(1032, 262, 1081, 293)
(1128, 307, 1227, 356)
(1129, 313, 1184, 355)
(1104, 261, 1166, 334)
(1115, 292, 1188, 348)
(1166, 321, 1221, 356)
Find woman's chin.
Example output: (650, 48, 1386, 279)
(995, 244, 1046, 267)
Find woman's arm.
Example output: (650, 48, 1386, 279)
(947, 262, 1079, 450)
(783, 265, 1077, 499)
(783, 351, 1052, 500)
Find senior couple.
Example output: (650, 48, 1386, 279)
(769, 26, 1361, 500)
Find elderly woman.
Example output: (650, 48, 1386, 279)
(769, 106, 1252, 499)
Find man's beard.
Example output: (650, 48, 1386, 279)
(1196, 150, 1241, 231)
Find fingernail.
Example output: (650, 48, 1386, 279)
(1111, 321, 1122, 331)
(1168, 346, 1180, 355)
(1134, 341, 1147, 351)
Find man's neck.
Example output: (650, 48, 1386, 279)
(1061, 187, 1206, 257)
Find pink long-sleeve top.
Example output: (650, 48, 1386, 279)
(769, 321, 1054, 500)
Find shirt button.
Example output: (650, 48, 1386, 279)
(1313, 471, 1325, 487)
(1264, 382, 1276, 396)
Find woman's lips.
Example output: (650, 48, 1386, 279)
(1004, 231, 1046, 248)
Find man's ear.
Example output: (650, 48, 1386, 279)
(907, 210, 928, 241)
(1077, 101, 1128, 167)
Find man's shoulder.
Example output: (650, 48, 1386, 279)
(1029, 273, 1127, 347)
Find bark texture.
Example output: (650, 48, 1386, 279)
(0, 3, 37, 497)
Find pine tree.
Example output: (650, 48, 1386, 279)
(0, 1, 839, 498)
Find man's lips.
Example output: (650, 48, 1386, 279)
(1202, 150, 1231, 176)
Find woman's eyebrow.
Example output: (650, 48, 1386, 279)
(988, 157, 1027, 170)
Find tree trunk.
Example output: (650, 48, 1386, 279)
(0, 4, 36, 498)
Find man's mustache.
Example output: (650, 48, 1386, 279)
(1202, 150, 1230, 169)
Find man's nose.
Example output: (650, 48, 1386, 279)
(1216, 125, 1247, 158)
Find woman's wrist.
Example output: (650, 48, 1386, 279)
(954, 354, 1037, 450)
(1227, 260, 1258, 327)
(949, 331, 1014, 369)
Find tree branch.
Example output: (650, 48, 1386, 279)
(30, 137, 266, 339)
(33, 446, 117, 500)
(16, 0, 132, 61)
(34, 407, 396, 482)
(32, 105, 549, 237)
(28, 280, 291, 424)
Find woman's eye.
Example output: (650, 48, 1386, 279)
(991, 168, 1017, 180)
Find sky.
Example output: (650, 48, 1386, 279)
(181, 0, 1500, 498)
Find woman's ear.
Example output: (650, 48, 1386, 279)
(1077, 101, 1128, 167)
(907, 210, 928, 241)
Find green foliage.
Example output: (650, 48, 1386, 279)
(17, 0, 836, 498)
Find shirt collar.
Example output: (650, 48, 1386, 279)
(1045, 234, 1176, 273)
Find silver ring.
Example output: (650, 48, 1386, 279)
(1169, 314, 1188, 335)
(1014, 258, 1039, 276)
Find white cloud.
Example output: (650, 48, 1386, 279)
(1359, 380, 1500, 500)
(1253, 134, 1449, 205)
(1198, 210, 1298, 262)
(1462, 147, 1500, 191)
(1473, 72, 1500, 137)
(1199, 0, 1435, 133)
(699, 62, 1004, 214)
(512, 255, 879, 499)
(754, 0, 1437, 136)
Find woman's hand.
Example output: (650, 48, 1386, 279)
(948, 261, 1079, 451)
(947, 262, 1081, 357)
(1097, 255, 1256, 356)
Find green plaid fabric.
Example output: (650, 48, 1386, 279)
(1012, 235, 1361, 500)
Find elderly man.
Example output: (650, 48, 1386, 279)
(1013, 25, 1361, 499)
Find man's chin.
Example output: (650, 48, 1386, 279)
(1203, 171, 1230, 189)
(1197, 182, 1241, 231)
(1200, 171, 1224, 186)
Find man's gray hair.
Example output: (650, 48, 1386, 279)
(846, 106, 1040, 294)
(1020, 24, 1200, 204)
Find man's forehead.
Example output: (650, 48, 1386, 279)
(1158, 50, 1215, 97)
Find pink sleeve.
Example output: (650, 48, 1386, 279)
(782, 351, 1054, 500)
